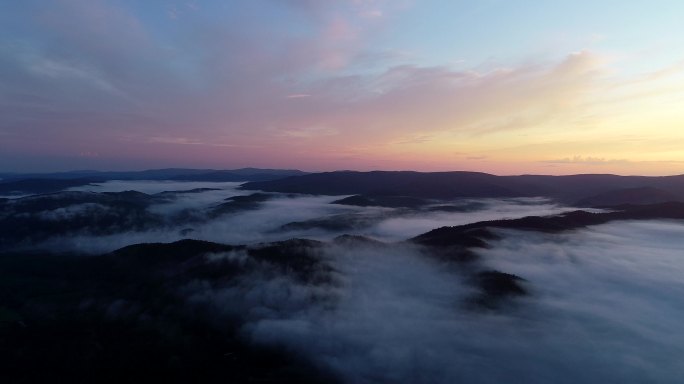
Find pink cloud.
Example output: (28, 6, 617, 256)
(0, 2, 623, 173)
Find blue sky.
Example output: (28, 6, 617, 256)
(1, 0, 684, 174)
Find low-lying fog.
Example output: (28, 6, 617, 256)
(35, 179, 577, 253)
(70, 180, 249, 195)
(187, 220, 684, 383)
(5, 180, 684, 382)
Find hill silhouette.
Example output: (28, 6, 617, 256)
(242, 171, 684, 204)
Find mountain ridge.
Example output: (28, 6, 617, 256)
(242, 170, 684, 204)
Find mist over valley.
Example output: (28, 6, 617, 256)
(2, 170, 684, 383)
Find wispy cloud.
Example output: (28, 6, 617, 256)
(542, 155, 630, 165)
(286, 93, 312, 99)
(1, 1, 684, 173)
(148, 136, 239, 148)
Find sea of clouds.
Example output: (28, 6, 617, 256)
(12, 180, 684, 383)
(39, 179, 577, 253)
(183, 220, 684, 383)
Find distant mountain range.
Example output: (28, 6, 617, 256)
(0, 168, 307, 182)
(5, 169, 684, 207)
(0, 168, 307, 195)
(242, 171, 684, 206)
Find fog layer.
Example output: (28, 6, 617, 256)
(30, 180, 577, 253)
(5, 180, 684, 382)
(218, 221, 684, 383)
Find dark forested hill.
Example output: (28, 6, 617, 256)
(242, 171, 684, 204)
(411, 201, 684, 248)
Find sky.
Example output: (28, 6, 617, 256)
(1, 0, 684, 175)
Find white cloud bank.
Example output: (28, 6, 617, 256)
(227, 220, 684, 383)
